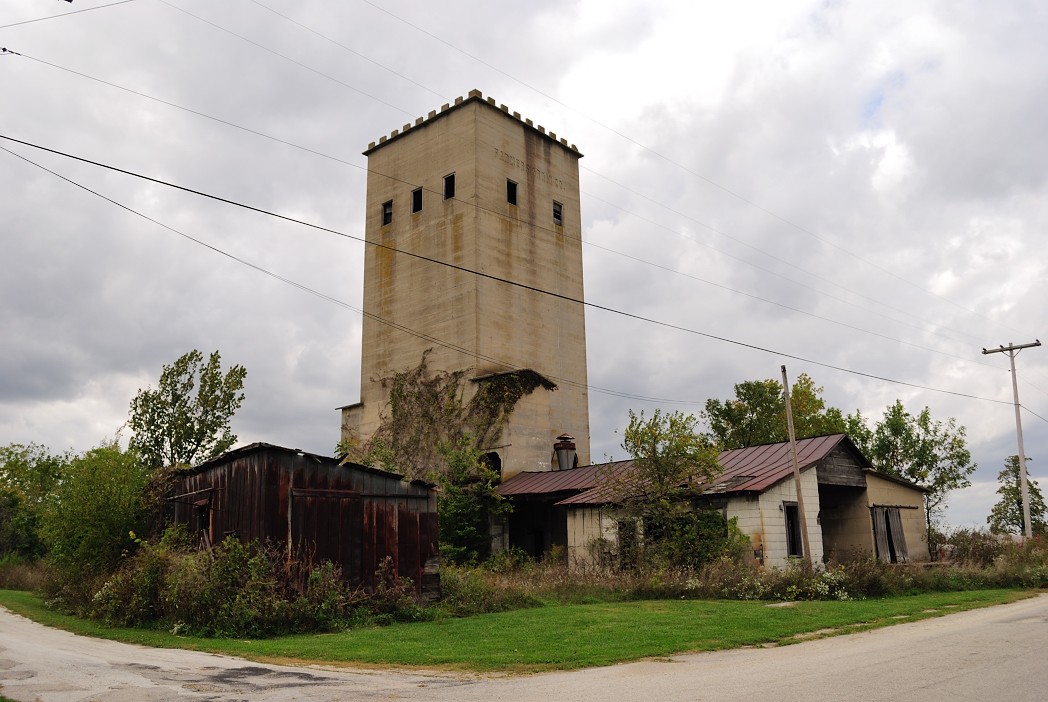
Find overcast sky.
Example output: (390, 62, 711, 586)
(2, 0, 1046, 528)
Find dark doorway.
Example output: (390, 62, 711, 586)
(784, 502, 803, 557)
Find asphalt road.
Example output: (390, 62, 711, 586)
(2, 594, 1046, 701)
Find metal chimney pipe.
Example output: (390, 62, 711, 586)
(553, 434, 576, 472)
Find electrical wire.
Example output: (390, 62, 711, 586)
(244, 0, 448, 103)
(152, 0, 415, 119)
(0, 133, 1015, 408)
(3, 48, 1007, 374)
(0, 0, 136, 30)
(0, 142, 691, 406)
(48, 0, 1026, 349)
(354, 0, 1037, 342)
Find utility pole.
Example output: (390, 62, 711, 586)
(781, 365, 811, 565)
(982, 340, 1041, 538)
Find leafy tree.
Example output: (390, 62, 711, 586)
(433, 436, 511, 564)
(129, 350, 247, 469)
(610, 409, 723, 564)
(852, 400, 975, 531)
(0, 442, 69, 508)
(703, 373, 846, 449)
(39, 441, 149, 578)
(0, 443, 71, 560)
(987, 456, 1047, 536)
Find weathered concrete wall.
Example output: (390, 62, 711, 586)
(727, 469, 824, 568)
(343, 92, 590, 478)
(866, 473, 929, 561)
(566, 506, 617, 567)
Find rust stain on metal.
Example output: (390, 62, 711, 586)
(167, 443, 439, 597)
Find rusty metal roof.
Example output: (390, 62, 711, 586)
(182, 442, 435, 488)
(500, 434, 863, 506)
(712, 433, 853, 493)
(498, 462, 633, 496)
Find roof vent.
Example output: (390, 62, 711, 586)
(553, 434, 577, 472)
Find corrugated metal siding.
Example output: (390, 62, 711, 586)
(167, 444, 438, 596)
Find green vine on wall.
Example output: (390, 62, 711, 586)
(341, 351, 555, 481)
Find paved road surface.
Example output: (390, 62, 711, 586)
(2, 594, 1046, 701)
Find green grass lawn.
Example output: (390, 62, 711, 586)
(0, 589, 1031, 673)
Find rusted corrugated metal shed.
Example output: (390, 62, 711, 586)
(166, 443, 439, 597)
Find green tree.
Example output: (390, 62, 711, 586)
(857, 400, 975, 530)
(433, 435, 511, 564)
(128, 350, 247, 469)
(0, 443, 71, 560)
(987, 456, 1047, 535)
(611, 409, 724, 564)
(703, 373, 846, 449)
(39, 440, 149, 578)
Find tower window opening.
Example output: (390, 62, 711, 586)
(411, 188, 423, 213)
(553, 201, 563, 225)
(443, 173, 456, 199)
(381, 200, 393, 225)
(507, 179, 518, 205)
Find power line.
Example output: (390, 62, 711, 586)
(244, 0, 448, 103)
(0, 142, 694, 407)
(0, 0, 135, 30)
(4, 49, 1005, 374)
(1023, 405, 1048, 426)
(137, 0, 1021, 349)
(355, 0, 1036, 342)
(581, 171, 985, 347)
(0, 133, 1014, 408)
(152, 0, 415, 119)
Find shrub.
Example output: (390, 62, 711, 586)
(39, 442, 148, 591)
(944, 528, 1004, 566)
(0, 553, 49, 590)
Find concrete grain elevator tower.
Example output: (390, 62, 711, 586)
(341, 90, 590, 479)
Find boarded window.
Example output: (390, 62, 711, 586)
(443, 173, 455, 199)
(411, 187, 423, 213)
(872, 507, 909, 563)
(507, 179, 518, 205)
(617, 519, 638, 570)
(381, 200, 392, 225)
(553, 200, 563, 225)
(784, 502, 803, 557)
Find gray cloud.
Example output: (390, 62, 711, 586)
(1, 0, 1045, 526)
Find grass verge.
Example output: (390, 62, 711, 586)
(0, 589, 1033, 673)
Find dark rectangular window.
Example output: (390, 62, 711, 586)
(507, 179, 518, 205)
(784, 502, 802, 557)
(381, 200, 393, 225)
(553, 200, 563, 225)
(411, 187, 423, 213)
(443, 173, 455, 199)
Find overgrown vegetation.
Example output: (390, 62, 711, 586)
(440, 533, 1048, 607)
(42, 525, 432, 637)
(434, 437, 512, 564)
(340, 351, 537, 562)
(605, 409, 746, 569)
(342, 351, 552, 481)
